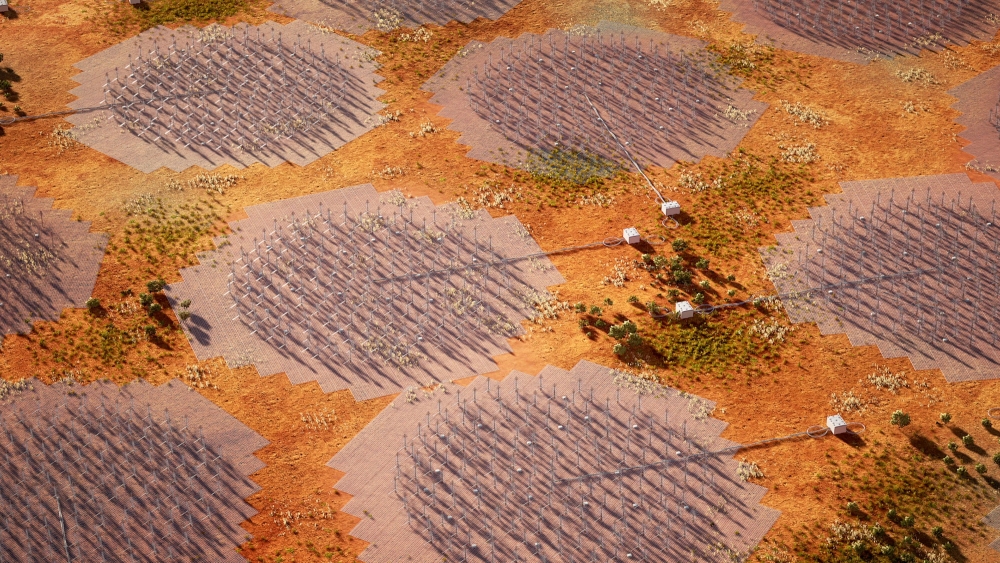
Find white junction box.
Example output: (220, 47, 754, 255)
(827, 414, 848, 435)
(675, 301, 694, 319)
(660, 200, 681, 216)
(623, 227, 641, 244)
(0, 0, 9, 12)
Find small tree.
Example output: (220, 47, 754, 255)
(890, 410, 910, 429)
(146, 278, 167, 293)
(961, 435, 974, 447)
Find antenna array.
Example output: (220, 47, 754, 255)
(331, 361, 780, 563)
(762, 173, 1000, 382)
(0, 379, 267, 562)
(166, 185, 564, 400)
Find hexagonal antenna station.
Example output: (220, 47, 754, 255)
(0, 175, 107, 344)
(0, 378, 267, 561)
(330, 360, 780, 562)
(66, 21, 385, 172)
(165, 185, 564, 400)
(951, 64, 1000, 180)
(269, 0, 525, 33)
(718, 0, 1000, 63)
(422, 22, 767, 172)
(760, 173, 1000, 382)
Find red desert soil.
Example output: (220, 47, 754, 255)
(3, 0, 1000, 561)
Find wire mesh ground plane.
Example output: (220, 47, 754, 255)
(985, 505, 1000, 551)
(329, 360, 780, 563)
(718, 0, 1000, 64)
(0, 377, 268, 562)
(0, 175, 107, 345)
(760, 173, 1000, 382)
(65, 20, 385, 173)
(422, 22, 768, 170)
(268, 0, 524, 33)
(164, 184, 564, 401)
(951, 64, 1000, 180)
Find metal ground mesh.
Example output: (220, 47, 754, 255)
(951, 64, 1000, 180)
(0, 378, 268, 562)
(422, 22, 766, 170)
(164, 184, 564, 400)
(0, 175, 107, 344)
(66, 21, 385, 173)
(330, 360, 780, 563)
(760, 173, 1000, 382)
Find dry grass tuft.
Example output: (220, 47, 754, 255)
(780, 100, 829, 129)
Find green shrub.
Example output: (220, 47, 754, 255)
(976, 463, 987, 474)
(691, 292, 705, 305)
(901, 515, 915, 527)
(695, 258, 710, 270)
(613, 343, 626, 355)
(727, 289, 737, 297)
(646, 302, 659, 314)
(589, 306, 602, 316)
(594, 319, 608, 329)
(603, 298, 613, 306)
(846, 501, 859, 514)
(178, 310, 191, 321)
(179, 299, 192, 309)
(699, 280, 711, 289)
(942, 455, 954, 465)
(932, 526, 944, 538)
(947, 441, 958, 452)
(139, 293, 154, 307)
(890, 410, 911, 428)
(627, 295, 639, 303)
(144, 325, 156, 338)
(146, 278, 166, 293)
(940, 412, 952, 423)
(85, 297, 101, 310)
(671, 238, 689, 252)
(148, 303, 162, 315)
(726, 274, 736, 282)
(672, 268, 692, 285)
(667, 289, 680, 300)
(578, 318, 589, 329)
(993, 452, 1000, 465)
(961, 434, 974, 447)
(983, 418, 993, 429)
(652, 255, 669, 269)
(574, 302, 586, 313)
(956, 466, 967, 476)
